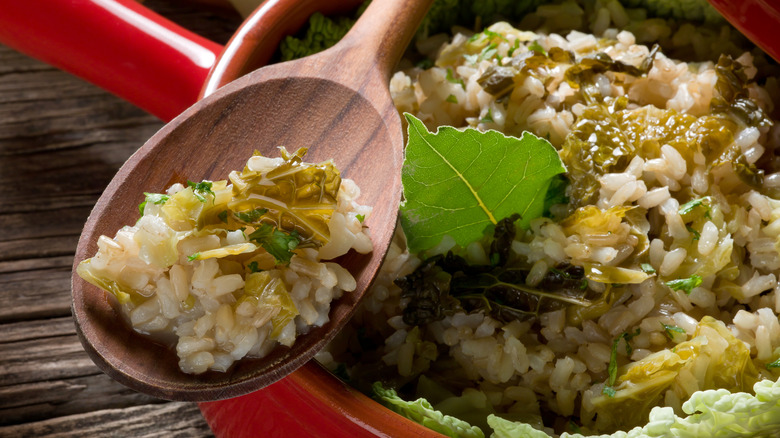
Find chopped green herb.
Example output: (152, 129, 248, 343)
(446, 94, 458, 104)
(568, 420, 581, 434)
(445, 68, 466, 90)
(187, 180, 215, 203)
(248, 224, 301, 264)
(640, 263, 656, 274)
(678, 197, 710, 216)
(607, 338, 620, 386)
(416, 58, 434, 69)
(602, 385, 617, 398)
(507, 39, 521, 57)
(480, 108, 494, 124)
(247, 261, 260, 273)
(217, 210, 228, 224)
(234, 208, 269, 223)
(767, 358, 780, 370)
(661, 322, 686, 340)
(666, 274, 703, 294)
(528, 40, 546, 54)
(187, 252, 200, 262)
(686, 225, 701, 240)
(138, 192, 170, 215)
(356, 214, 365, 223)
(605, 329, 640, 394)
(622, 328, 641, 355)
(479, 43, 499, 62)
(482, 29, 506, 41)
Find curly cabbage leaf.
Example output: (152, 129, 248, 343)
(228, 147, 340, 244)
(76, 260, 138, 305)
(400, 114, 565, 253)
(240, 271, 299, 340)
(188, 243, 258, 261)
(585, 316, 760, 432)
(372, 382, 484, 438)
(490, 377, 780, 437)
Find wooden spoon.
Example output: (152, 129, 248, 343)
(71, 0, 433, 402)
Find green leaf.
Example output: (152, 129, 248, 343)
(662, 322, 686, 340)
(248, 223, 301, 265)
(187, 180, 214, 203)
(233, 208, 268, 223)
(229, 147, 340, 244)
(138, 192, 170, 215)
(666, 274, 703, 294)
(640, 263, 656, 274)
(400, 114, 566, 253)
(528, 40, 546, 54)
(372, 382, 484, 438)
(678, 197, 710, 216)
(767, 358, 780, 370)
(445, 68, 466, 90)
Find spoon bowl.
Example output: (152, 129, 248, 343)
(72, 0, 433, 401)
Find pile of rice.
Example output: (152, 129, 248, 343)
(80, 153, 372, 374)
(319, 2, 780, 435)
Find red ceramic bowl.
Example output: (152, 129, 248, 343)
(2, 0, 780, 437)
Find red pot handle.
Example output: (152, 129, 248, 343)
(707, 0, 780, 63)
(0, 0, 224, 121)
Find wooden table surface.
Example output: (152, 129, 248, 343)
(0, 1, 243, 436)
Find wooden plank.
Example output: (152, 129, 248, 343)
(1, 316, 75, 344)
(0, 334, 97, 387)
(0, 266, 72, 323)
(0, 0, 240, 434)
(0, 255, 72, 275)
(0, 373, 164, 427)
(0, 402, 214, 437)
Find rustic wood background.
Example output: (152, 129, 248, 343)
(0, 1, 243, 436)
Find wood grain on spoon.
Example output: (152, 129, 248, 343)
(71, 0, 434, 401)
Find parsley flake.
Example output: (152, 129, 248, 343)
(446, 68, 466, 90)
(678, 197, 711, 216)
(666, 275, 703, 294)
(248, 224, 301, 264)
(640, 263, 656, 274)
(686, 225, 701, 240)
(528, 40, 546, 55)
(217, 210, 228, 224)
(234, 208, 268, 223)
(661, 322, 686, 341)
(138, 192, 170, 215)
(187, 180, 215, 203)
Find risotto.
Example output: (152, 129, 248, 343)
(77, 148, 373, 374)
(317, 3, 780, 437)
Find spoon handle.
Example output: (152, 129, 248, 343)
(330, 0, 436, 79)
